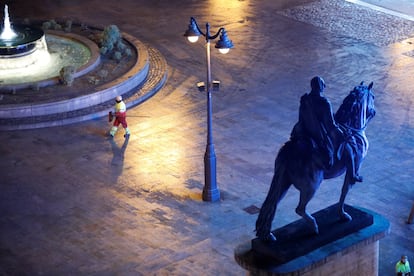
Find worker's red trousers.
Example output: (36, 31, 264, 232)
(113, 112, 127, 128)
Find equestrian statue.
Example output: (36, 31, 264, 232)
(255, 76, 376, 241)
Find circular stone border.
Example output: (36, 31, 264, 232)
(0, 31, 149, 119)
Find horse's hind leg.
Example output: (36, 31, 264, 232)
(295, 174, 322, 234)
(338, 176, 353, 221)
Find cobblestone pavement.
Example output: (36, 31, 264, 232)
(1, 0, 413, 275)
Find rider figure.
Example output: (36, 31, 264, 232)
(291, 76, 362, 184)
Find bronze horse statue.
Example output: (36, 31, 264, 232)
(255, 81, 375, 241)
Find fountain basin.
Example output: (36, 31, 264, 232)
(0, 32, 149, 118)
(0, 30, 100, 90)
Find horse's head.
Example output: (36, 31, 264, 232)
(335, 82, 375, 131)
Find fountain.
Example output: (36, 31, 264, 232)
(0, 4, 94, 87)
(0, 5, 167, 131)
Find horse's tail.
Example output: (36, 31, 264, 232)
(255, 142, 292, 240)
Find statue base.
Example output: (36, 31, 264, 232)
(235, 204, 390, 275)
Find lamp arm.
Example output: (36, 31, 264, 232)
(190, 17, 224, 40)
(208, 27, 225, 40)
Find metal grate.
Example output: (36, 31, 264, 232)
(243, 205, 261, 215)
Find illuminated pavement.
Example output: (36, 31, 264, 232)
(354, 0, 414, 18)
(0, 0, 413, 275)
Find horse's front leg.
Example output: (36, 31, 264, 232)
(338, 174, 353, 221)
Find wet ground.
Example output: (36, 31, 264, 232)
(1, 0, 413, 275)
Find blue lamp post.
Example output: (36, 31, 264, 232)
(184, 17, 234, 202)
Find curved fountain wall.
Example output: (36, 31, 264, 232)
(0, 32, 149, 119)
(0, 6, 164, 130)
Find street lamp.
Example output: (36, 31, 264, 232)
(184, 17, 234, 202)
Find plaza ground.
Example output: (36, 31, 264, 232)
(1, 0, 413, 275)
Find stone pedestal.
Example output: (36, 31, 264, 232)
(235, 204, 390, 276)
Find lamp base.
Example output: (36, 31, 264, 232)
(202, 188, 220, 202)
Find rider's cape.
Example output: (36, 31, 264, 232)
(291, 93, 336, 168)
